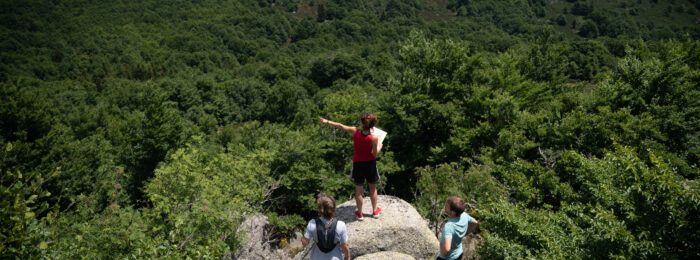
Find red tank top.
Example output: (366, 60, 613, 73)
(353, 129, 375, 162)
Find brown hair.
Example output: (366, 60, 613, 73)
(359, 113, 377, 130)
(317, 192, 336, 219)
(446, 196, 466, 215)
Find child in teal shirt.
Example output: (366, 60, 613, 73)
(438, 196, 479, 260)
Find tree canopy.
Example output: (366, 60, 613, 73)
(1, 0, 698, 258)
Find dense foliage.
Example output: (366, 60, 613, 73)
(1, 0, 698, 258)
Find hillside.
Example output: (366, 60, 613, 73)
(1, 0, 698, 259)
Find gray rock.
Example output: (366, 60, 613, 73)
(461, 234, 481, 260)
(233, 215, 288, 260)
(234, 196, 453, 260)
(335, 195, 439, 260)
(355, 251, 416, 260)
(291, 243, 312, 260)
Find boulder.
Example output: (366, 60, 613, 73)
(238, 196, 447, 260)
(335, 195, 439, 260)
(355, 251, 416, 260)
(232, 215, 288, 260)
(461, 234, 481, 260)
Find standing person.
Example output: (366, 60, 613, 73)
(302, 192, 350, 260)
(438, 196, 479, 260)
(320, 113, 382, 220)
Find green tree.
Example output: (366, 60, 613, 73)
(518, 30, 569, 82)
(478, 146, 700, 259)
(143, 136, 276, 257)
(578, 20, 599, 38)
(571, 2, 593, 16)
(308, 53, 365, 88)
(414, 163, 506, 236)
(0, 155, 58, 258)
(596, 40, 700, 166)
(556, 14, 567, 26)
(317, 4, 326, 22)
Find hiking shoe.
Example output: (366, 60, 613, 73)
(355, 210, 364, 221)
(372, 207, 381, 218)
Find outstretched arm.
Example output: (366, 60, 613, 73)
(320, 117, 356, 135)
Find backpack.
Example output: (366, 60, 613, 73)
(315, 218, 338, 253)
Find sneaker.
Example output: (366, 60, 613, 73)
(355, 210, 364, 221)
(372, 207, 381, 218)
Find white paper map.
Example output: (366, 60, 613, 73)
(371, 127, 387, 144)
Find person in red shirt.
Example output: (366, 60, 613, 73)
(320, 113, 383, 220)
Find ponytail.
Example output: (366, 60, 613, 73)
(317, 192, 336, 219)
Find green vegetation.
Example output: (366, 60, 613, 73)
(1, 0, 698, 258)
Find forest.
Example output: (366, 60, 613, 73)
(1, 0, 699, 258)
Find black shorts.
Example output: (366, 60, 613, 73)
(350, 160, 379, 185)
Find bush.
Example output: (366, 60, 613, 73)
(309, 53, 365, 88)
(267, 212, 305, 238)
(578, 20, 599, 38)
(534, 7, 546, 18)
(571, 2, 593, 16)
(0, 162, 58, 258)
(556, 14, 567, 26)
(414, 163, 506, 236)
(478, 146, 700, 258)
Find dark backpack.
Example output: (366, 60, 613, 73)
(315, 218, 338, 253)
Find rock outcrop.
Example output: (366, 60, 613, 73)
(335, 195, 439, 260)
(232, 215, 288, 260)
(461, 234, 481, 260)
(237, 195, 444, 260)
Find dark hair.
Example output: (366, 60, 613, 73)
(317, 192, 336, 219)
(359, 113, 377, 130)
(446, 196, 466, 215)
